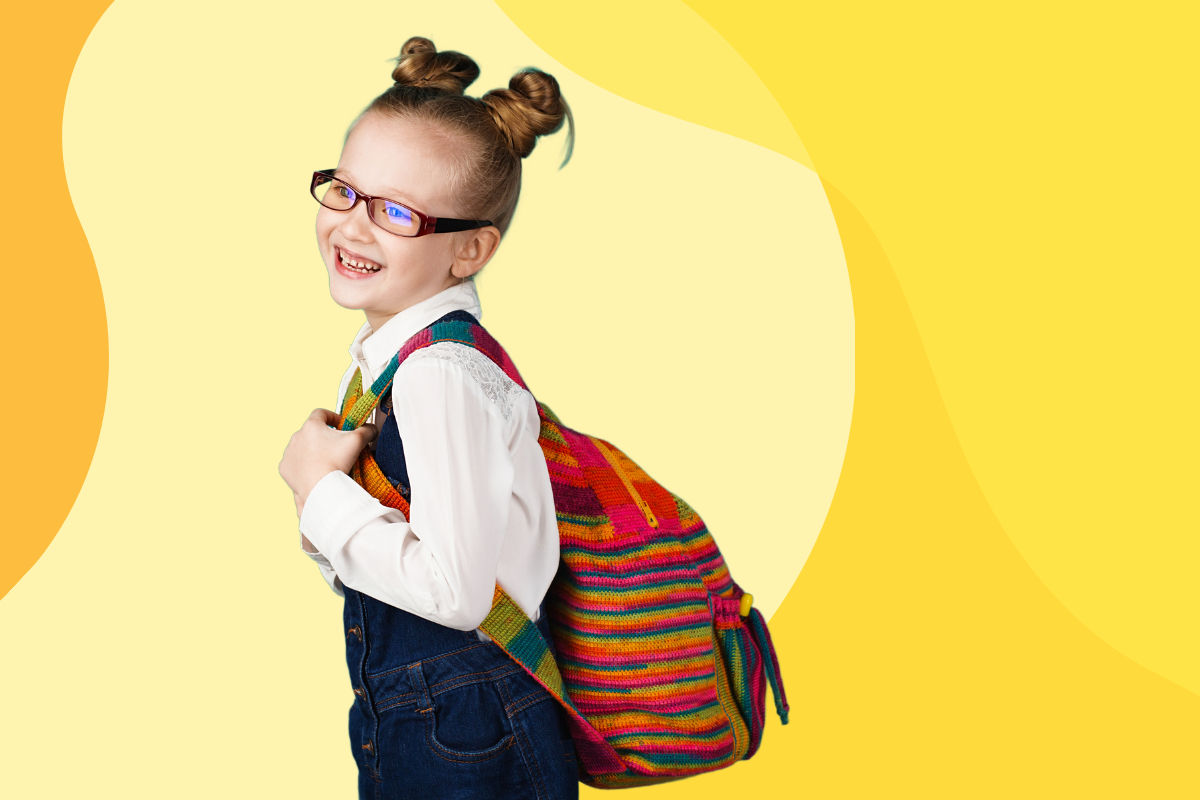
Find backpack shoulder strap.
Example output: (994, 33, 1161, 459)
(338, 312, 627, 777)
(481, 589, 625, 776)
(337, 311, 530, 431)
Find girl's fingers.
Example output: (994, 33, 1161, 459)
(279, 410, 378, 501)
(308, 407, 339, 426)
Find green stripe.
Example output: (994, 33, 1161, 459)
(556, 657, 715, 674)
(571, 699, 724, 719)
(550, 619, 712, 640)
(606, 726, 734, 746)
(556, 513, 608, 526)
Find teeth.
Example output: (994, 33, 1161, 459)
(339, 251, 382, 273)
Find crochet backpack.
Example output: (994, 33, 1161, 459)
(336, 311, 789, 788)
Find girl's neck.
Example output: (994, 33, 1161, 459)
(363, 279, 472, 335)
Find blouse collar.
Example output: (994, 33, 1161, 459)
(348, 281, 482, 382)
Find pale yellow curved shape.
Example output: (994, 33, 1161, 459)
(497, 0, 814, 169)
(0, 0, 850, 795)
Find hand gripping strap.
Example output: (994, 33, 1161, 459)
(337, 370, 411, 517)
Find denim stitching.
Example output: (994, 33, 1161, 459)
(421, 699, 517, 764)
(423, 725, 517, 764)
(409, 662, 432, 712)
(429, 664, 520, 696)
(365, 642, 491, 679)
(350, 592, 380, 777)
(505, 690, 552, 718)
(494, 677, 550, 799)
(373, 690, 417, 713)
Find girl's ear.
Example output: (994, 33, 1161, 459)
(450, 226, 501, 279)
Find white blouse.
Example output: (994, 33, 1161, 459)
(297, 281, 560, 634)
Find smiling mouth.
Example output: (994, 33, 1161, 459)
(338, 247, 383, 274)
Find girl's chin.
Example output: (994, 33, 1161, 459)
(327, 279, 372, 311)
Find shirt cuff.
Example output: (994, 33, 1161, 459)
(300, 533, 321, 555)
(298, 469, 404, 556)
(298, 532, 345, 596)
(300, 532, 332, 564)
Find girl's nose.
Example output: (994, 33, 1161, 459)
(338, 200, 376, 241)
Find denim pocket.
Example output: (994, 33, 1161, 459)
(425, 673, 516, 763)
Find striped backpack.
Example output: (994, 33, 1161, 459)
(337, 311, 789, 788)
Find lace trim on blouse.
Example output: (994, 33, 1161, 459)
(404, 341, 525, 422)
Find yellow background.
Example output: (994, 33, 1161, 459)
(1, 1, 1196, 797)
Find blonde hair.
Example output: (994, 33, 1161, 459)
(358, 35, 574, 237)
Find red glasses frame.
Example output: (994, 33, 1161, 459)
(310, 170, 493, 237)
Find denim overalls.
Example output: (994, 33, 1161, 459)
(341, 354, 579, 800)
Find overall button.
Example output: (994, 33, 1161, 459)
(353, 686, 366, 699)
(347, 625, 362, 641)
(361, 739, 374, 754)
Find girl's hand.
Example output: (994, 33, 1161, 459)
(279, 408, 379, 517)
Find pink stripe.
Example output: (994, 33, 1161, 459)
(553, 588, 708, 613)
(601, 717, 732, 738)
(556, 611, 713, 636)
(563, 568, 707, 588)
(565, 543, 699, 566)
(577, 688, 718, 715)
(561, 539, 695, 559)
(605, 503, 656, 532)
(619, 739, 735, 758)
(556, 641, 714, 665)
(694, 554, 726, 573)
(569, 666, 714, 691)
(566, 431, 612, 468)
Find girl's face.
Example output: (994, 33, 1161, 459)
(317, 112, 472, 331)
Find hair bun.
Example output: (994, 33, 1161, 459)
(390, 36, 480, 95)
(482, 69, 569, 159)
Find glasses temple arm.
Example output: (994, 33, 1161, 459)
(433, 218, 494, 233)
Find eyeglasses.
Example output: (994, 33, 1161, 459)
(310, 170, 493, 238)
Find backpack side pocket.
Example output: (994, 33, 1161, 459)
(712, 590, 770, 759)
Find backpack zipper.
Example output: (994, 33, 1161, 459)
(593, 439, 659, 529)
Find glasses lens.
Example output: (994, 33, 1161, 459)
(312, 174, 355, 209)
(371, 198, 420, 236)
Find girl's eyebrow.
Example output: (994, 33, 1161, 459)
(333, 169, 423, 207)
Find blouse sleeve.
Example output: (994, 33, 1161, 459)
(297, 362, 358, 597)
(298, 353, 514, 631)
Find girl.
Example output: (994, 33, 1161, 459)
(278, 36, 578, 800)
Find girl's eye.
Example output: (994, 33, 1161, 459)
(384, 202, 413, 224)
